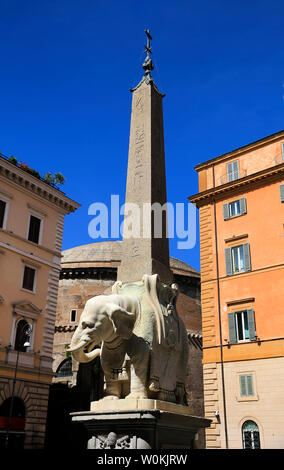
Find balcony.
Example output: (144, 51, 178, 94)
(218, 169, 247, 186)
(274, 153, 284, 166)
(218, 154, 284, 186)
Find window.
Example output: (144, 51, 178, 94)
(242, 421, 261, 449)
(22, 266, 36, 292)
(227, 160, 239, 182)
(70, 309, 77, 322)
(14, 319, 31, 352)
(223, 198, 247, 220)
(280, 184, 284, 202)
(0, 200, 6, 228)
(28, 215, 42, 244)
(232, 245, 245, 273)
(239, 374, 254, 397)
(225, 243, 251, 275)
(0, 195, 9, 229)
(56, 358, 73, 378)
(228, 309, 256, 343)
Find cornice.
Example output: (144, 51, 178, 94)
(59, 266, 200, 285)
(226, 297, 255, 306)
(12, 300, 42, 315)
(55, 325, 77, 333)
(0, 228, 61, 257)
(194, 129, 284, 171)
(0, 240, 61, 269)
(189, 163, 284, 207)
(224, 234, 248, 244)
(0, 157, 80, 214)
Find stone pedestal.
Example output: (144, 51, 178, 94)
(71, 400, 211, 449)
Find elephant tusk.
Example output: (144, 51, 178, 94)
(83, 348, 101, 360)
(71, 346, 101, 364)
(67, 340, 87, 353)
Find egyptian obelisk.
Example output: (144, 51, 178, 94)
(118, 30, 173, 285)
(70, 31, 212, 448)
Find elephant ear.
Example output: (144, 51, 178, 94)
(106, 303, 136, 339)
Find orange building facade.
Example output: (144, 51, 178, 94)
(189, 129, 284, 449)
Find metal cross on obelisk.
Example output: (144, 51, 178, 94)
(144, 29, 152, 56)
(118, 30, 173, 285)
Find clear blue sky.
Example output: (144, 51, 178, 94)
(1, 0, 283, 271)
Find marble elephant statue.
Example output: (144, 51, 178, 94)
(68, 283, 189, 404)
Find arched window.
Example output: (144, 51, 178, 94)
(242, 420, 261, 449)
(14, 319, 31, 352)
(56, 358, 73, 378)
(0, 397, 25, 419)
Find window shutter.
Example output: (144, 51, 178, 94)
(225, 248, 233, 276)
(240, 375, 247, 396)
(282, 143, 284, 161)
(228, 312, 237, 343)
(247, 309, 256, 340)
(240, 374, 254, 397)
(227, 161, 239, 182)
(240, 198, 247, 214)
(243, 243, 251, 271)
(232, 160, 239, 180)
(280, 184, 284, 202)
(246, 374, 254, 396)
(223, 203, 230, 220)
(227, 162, 233, 182)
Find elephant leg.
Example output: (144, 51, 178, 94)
(102, 375, 121, 400)
(125, 362, 148, 400)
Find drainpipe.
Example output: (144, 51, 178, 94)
(212, 165, 229, 449)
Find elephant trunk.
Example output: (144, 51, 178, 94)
(68, 336, 101, 364)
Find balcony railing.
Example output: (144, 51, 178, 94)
(274, 153, 284, 166)
(218, 155, 284, 186)
(218, 169, 247, 186)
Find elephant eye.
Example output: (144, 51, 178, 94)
(82, 321, 95, 329)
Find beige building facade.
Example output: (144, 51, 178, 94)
(0, 155, 79, 448)
(219, 358, 284, 449)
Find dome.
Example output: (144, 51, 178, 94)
(61, 241, 199, 278)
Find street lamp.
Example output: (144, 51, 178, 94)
(4, 325, 32, 449)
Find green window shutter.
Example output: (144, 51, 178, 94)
(247, 309, 256, 340)
(246, 374, 254, 396)
(225, 247, 233, 276)
(232, 160, 239, 179)
(243, 243, 251, 271)
(240, 375, 247, 396)
(227, 162, 233, 182)
(227, 161, 239, 182)
(280, 184, 284, 202)
(240, 374, 254, 396)
(228, 312, 237, 343)
(223, 203, 230, 220)
(240, 198, 247, 214)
